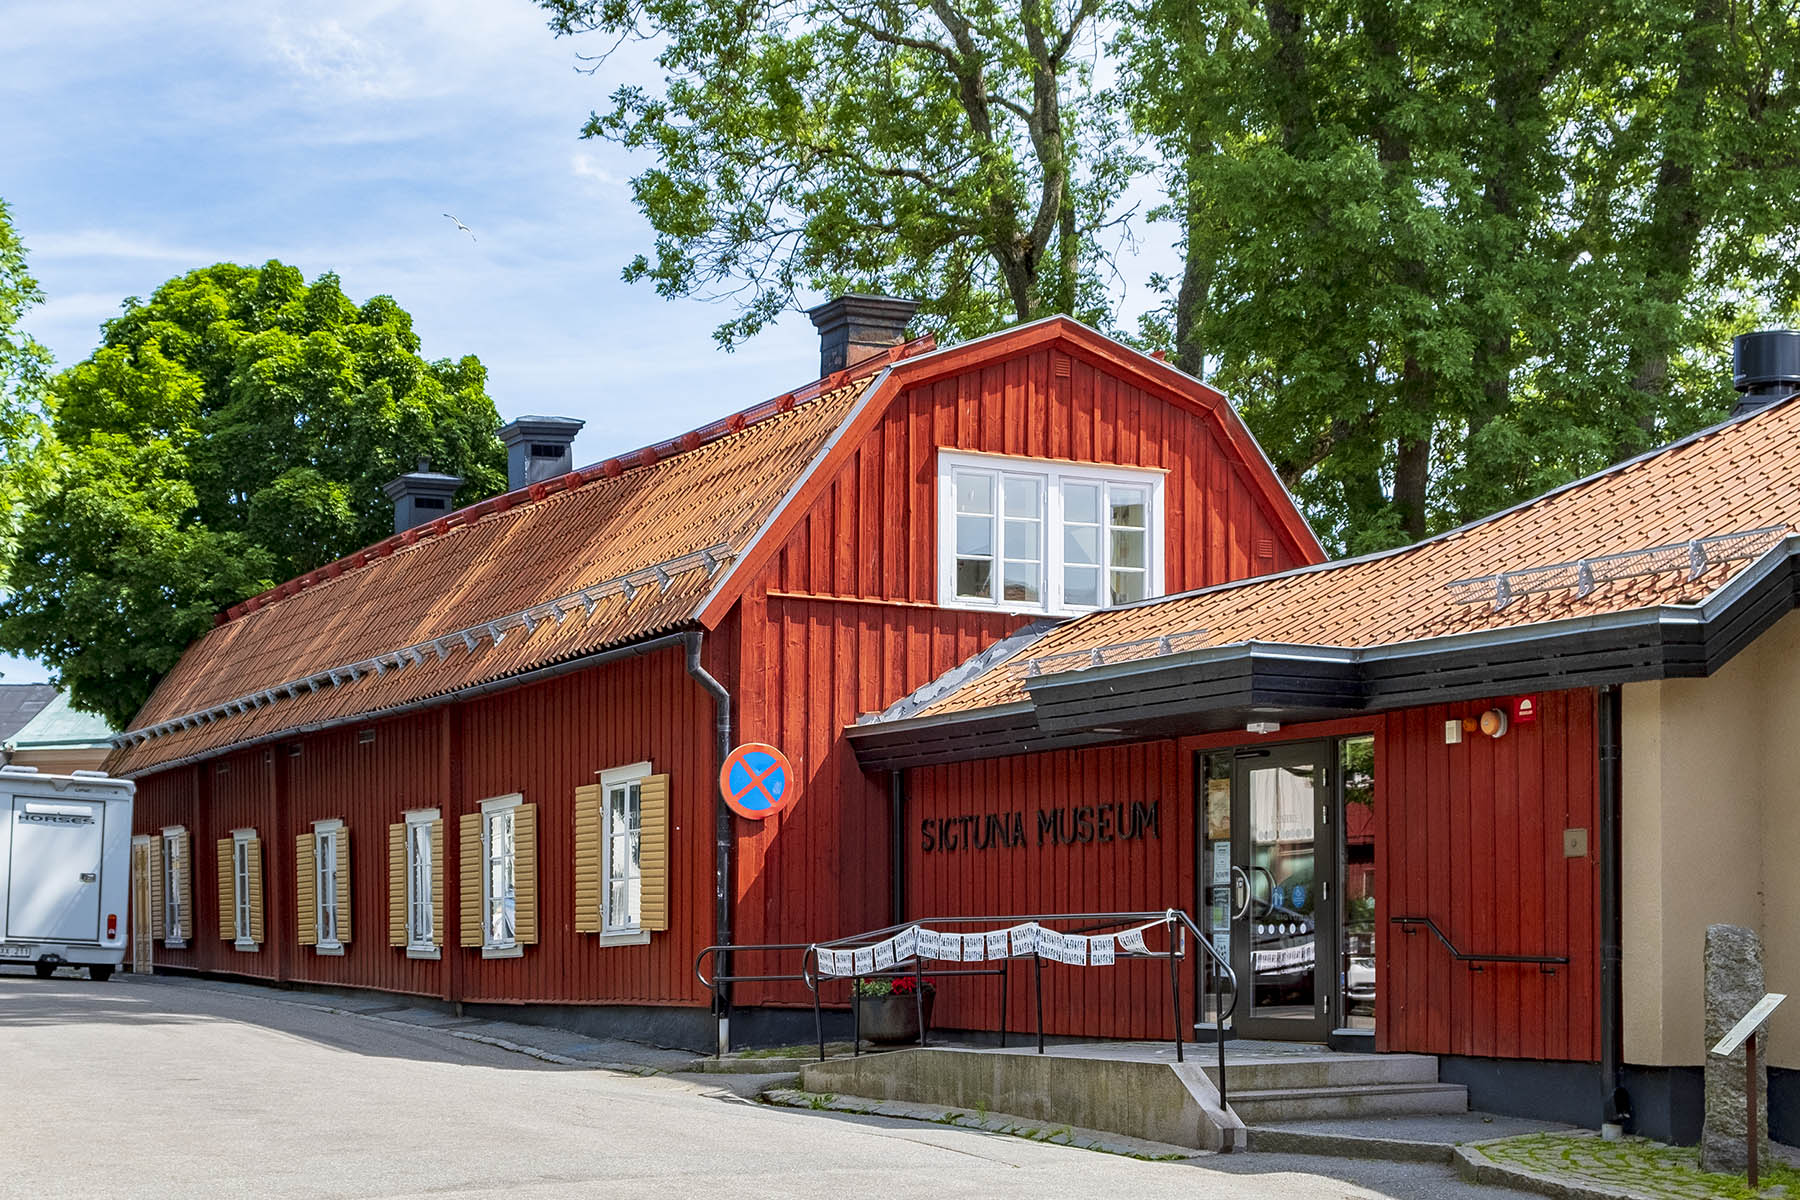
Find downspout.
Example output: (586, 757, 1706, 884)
(684, 632, 733, 1050)
(889, 769, 907, 925)
(1598, 685, 1629, 1129)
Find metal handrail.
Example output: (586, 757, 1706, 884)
(694, 941, 815, 991)
(803, 908, 1240, 1114)
(1391, 915, 1567, 972)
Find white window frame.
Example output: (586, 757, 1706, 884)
(480, 794, 522, 958)
(313, 819, 343, 955)
(405, 808, 439, 959)
(598, 762, 652, 946)
(161, 826, 186, 947)
(936, 450, 1165, 615)
(231, 828, 257, 952)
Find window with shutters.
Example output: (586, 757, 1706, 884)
(937, 450, 1164, 615)
(600, 762, 648, 939)
(405, 809, 437, 953)
(480, 794, 519, 954)
(314, 820, 344, 953)
(161, 827, 187, 947)
(231, 829, 256, 952)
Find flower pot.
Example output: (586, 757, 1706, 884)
(857, 991, 935, 1044)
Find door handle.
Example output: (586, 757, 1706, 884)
(1231, 866, 1251, 920)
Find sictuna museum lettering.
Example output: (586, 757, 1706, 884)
(920, 802, 1161, 853)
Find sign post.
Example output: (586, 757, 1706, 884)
(1710, 991, 1786, 1189)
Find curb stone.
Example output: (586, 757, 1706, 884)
(1249, 1125, 1456, 1164)
(761, 1086, 1209, 1162)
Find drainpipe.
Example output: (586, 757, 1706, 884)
(889, 769, 907, 925)
(1598, 685, 1628, 1129)
(683, 632, 733, 1052)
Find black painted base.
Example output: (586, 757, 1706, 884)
(1440, 1057, 1797, 1146)
(462, 1000, 717, 1053)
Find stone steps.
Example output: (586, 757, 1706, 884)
(1228, 1080, 1470, 1123)
(1204, 1052, 1441, 1091)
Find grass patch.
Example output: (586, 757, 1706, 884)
(1479, 1133, 1800, 1199)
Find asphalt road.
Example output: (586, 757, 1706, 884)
(0, 971, 1494, 1200)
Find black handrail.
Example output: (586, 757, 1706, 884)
(803, 908, 1240, 1115)
(1390, 915, 1567, 972)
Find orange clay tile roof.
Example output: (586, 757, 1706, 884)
(106, 346, 927, 777)
(905, 397, 1800, 718)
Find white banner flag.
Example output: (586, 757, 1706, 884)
(1118, 928, 1149, 955)
(874, 939, 896, 970)
(1009, 923, 1040, 956)
(962, 933, 987, 961)
(985, 930, 1010, 960)
(894, 926, 919, 962)
(1088, 935, 1116, 966)
(853, 947, 876, 975)
(816, 948, 842, 976)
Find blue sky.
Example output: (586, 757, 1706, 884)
(0, 0, 1172, 689)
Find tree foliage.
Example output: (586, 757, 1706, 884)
(1125, 0, 1800, 550)
(537, 0, 1140, 345)
(0, 262, 506, 727)
(0, 199, 55, 576)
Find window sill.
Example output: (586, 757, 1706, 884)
(164, 938, 187, 949)
(597, 930, 651, 947)
(406, 946, 441, 961)
(481, 944, 523, 959)
(937, 596, 1113, 619)
(315, 943, 345, 957)
(233, 939, 259, 953)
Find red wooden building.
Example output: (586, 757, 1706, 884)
(110, 306, 1800, 1144)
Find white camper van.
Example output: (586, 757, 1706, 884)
(0, 764, 134, 980)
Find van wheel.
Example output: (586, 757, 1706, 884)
(89, 965, 113, 982)
(33, 962, 55, 979)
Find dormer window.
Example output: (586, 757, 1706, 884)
(937, 451, 1164, 614)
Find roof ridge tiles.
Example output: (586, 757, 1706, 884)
(218, 334, 937, 626)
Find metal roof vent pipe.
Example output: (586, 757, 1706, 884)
(498, 415, 586, 492)
(807, 294, 920, 378)
(1731, 329, 1800, 418)
(382, 460, 464, 534)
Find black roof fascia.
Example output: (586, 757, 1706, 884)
(846, 543, 1800, 769)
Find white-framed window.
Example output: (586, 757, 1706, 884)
(314, 820, 343, 951)
(937, 450, 1164, 614)
(600, 763, 650, 938)
(481, 794, 520, 954)
(161, 827, 185, 946)
(406, 809, 437, 953)
(231, 828, 256, 951)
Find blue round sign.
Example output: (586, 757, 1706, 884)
(719, 743, 798, 820)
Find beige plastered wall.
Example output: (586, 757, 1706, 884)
(1622, 608, 1800, 1068)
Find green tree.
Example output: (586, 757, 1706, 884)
(0, 261, 506, 728)
(1126, 0, 1800, 551)
(0, 199, 55, 576)
(537, 0, 1140, 345)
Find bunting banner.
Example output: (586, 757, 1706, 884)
(813, 918, 1171, 978)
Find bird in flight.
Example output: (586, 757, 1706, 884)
(443, 213, 476, 243)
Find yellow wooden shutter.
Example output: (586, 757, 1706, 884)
(639, 774, 670, 932)
(217, 838, 235, 942)
(459, 812, 482, 948)
(388, 823, 406, 947)
(177, 830, 192, 940)
(247, 837, 264, 944)
(149, 842, 165, 940)
(430, 819, 444, 948)
(336, 828, 352, 945)
(295, 833, 317, 947)
(573, 785, 602, 934)
(515, 804, 538, 945)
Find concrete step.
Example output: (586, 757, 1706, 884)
(1228, 1081, 1469, 1123)
(1204, 1052, 1442, 1091)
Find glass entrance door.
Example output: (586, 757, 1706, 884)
(1229, 743, 1334, 1041)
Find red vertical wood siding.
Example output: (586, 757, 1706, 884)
(730, 344, 1310, 1000)
(900, 692, 1600, 1061)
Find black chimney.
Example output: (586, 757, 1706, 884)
(1732, 330, 1800, 418)
(807, 294, 919, 377)
(382, 460, 464, 534)
(498, 416, 585, 492)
